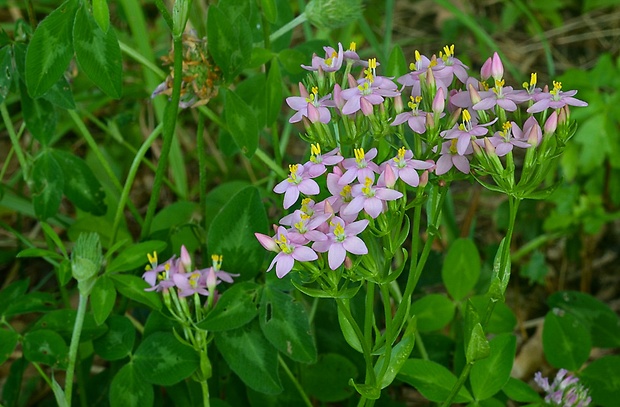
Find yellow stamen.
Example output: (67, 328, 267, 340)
(147, 252, 157, 265)
(368, 58, 377, 70)
(449, 139, 458, 154)
(394, 146, 406, 163)
(289, 164, 298, 174)
(361, 177, 373, 195)
(310, 143, 321, 156)
(333, 222, 345, 237)
(495, 79, 505, 88)
(340, 185, 352, 198)
(415, 50, 422, 63)
(354, 148, 365, 162)
(530, 73, 537, 87)
(440, 44, 455, 60)
(550, 81, 562, 96)
(349, 41, 356, 52)
(462, 109, 472, 123)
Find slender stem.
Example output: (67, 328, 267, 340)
(65, 294, 89, 407)
(1, 103, 28, 180)
(141, 34, 184, 239)
(278, 355, 313, 407)
(363, 281, 376, 386)
(110, 123, 163, 245)
(196, 113, 208, 250)
(415, 331, 429, 360)
(377, 284, 393, 381)
(441, 363, 473, 407)
(253, 148, 288, 179)
(200, 380, 210, 407)
(119, 41, 166, 79)
(268, 12, 307, 44)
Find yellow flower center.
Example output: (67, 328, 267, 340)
(288, 164, 300, 183)
(449, 139, 459, 155)
(211, 254, 223, 271)
(550, 80, 562, 97)
(361, 177, 374, 196)
(408, 95, 422, 111)
(349, 41, 356, 52)
(354, 148, 365, 163)
(440, 44, 455, 62)
(394, 146, 407, 164)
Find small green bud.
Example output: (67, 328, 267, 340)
(305, 0, 363, 30)
(71, 233, 103, 296)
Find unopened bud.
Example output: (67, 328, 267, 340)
(394, 94, 404, 114)
(448, 108, 462, 128)
(180, 245, 192, 270)
(425, 112, 435, 129)
(383, 164, 397, 189)
(484, 137, 496, 157)
(559, 105, 570, 124)
(468, 83, 482, 105)
(526, 121, 542, 147)
(471, 139, 484, 157)
(480, 56, 492, 81)
(432, 87, 445, 115)
(305, 0, 364, 30)
(491, 52, 503, 81)
(544, 111, 558, 134)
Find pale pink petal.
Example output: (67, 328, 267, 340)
(364, 198, 383, 218)
(328, 244, 346, 270)
(343, 236, 368, 255)
(292, 246, 318, 262)
(283, 187, 300, 209)
(275, 255, 294, 278)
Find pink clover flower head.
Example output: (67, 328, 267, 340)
(312, 217, 369, 270)
(286, 84, 335, 124)
(380, 147, 435, 187)
(432, 44, 469, 84)
(142, 252, 178, 292)
(339, 147, 381, 185)
(303, 144, 343, 178)
(527, 80, 588, 113)
(341, 60, 400, 116)
(391, 96, 427, 134)
(274, 164, 320, 209)
(436, 139, 472, 175)
(472, 80, 530, 112)
(534, 369, 591, 407)
(488, 122, 532, 156)
(302, 42, 344, 73)
(441, 109, 497, 155)
(267, 227, 318, 278)
(343, 176, 404, 219)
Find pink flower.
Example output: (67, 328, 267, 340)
(142, 252, 178, 292)
(380, 147, 435, 187)
(339, 147, 380, 185)
(302, 43, 344, 73)
(303, 144, 343, 178)
(286, 84, 335, 124)
(312, 217, 369, 270)
(432, 44, 469, 84)
(488, 122, 531, 156)
(472, 82, 530, 112)
(527, 80, 587, 113)
(261, 227, 318, 278)
(441, 109, 497, 156)
(274, 164, 320, 209)
(341, 62, 400, 116)
(436, 139, 472, 175)
(343, 177, 403, 219)
(391, 95, 427, 134)
(173, 270, 209, 297)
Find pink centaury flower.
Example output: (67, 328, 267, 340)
(339, 147, 380, 185)
(302, 42, 344, 73)
(488, 122, 532, 156)
(341, 60, 400, 116)
(286, 84, 335, 124)
(303, 144, 343, 178)
(527, 80, 588, 113)
(274, 164, 320, 209)
(441, 109, 497, 156)
(256, 227, 318, 278)
(381, 147, 435, 187)
(343, 176, 404, 218)
(436, 139, 472, 175)
(391, 96, 427, 134)
(312, 217, 369, 270)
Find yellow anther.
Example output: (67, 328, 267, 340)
(331, 51, 338, 59)
(311, 86, 318, 95)
(551, 81, 562, 96)
(397, 146, 406, 160)
(147, 252, 158, 265)
(333, 223, 345, 236)
(415, 50, 421, 62)
(289, 164, 299, 174)
(354, 148, 365, 162)
(409, 62, 415, 70)
(294, 221, 305, 231)
(449, 139, 459, 154)
(340, 185, 352, 197)
(310, 143, 321, 156)
(462, 109, 472, 123)
(495, 79, 505, 88)
(502, 122, 512, 132)
(530, 73, 537, 87)
(349, 41, 356, 52)
(440, 44, 455, 59)
(368, 58, 377, 70)
(361, 177, 373, 195)
(300, 213, 311, 220)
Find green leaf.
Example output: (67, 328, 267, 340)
(41, 75, 75, 109)
(91, 275, 116, 325)
(2, 357, 27, 406)
(398, 359, 473, 403)
(265, 60, 283, 125)
(581, 355, 620, 407)
(386, 44, 407, 78)
(277, 48, 305, 75)
(300, 353, 358, 402)
(225, 89, 259, 158)
(2, 292, 56, 317)
(31, 151, 64, 220)
(25, 0, 78, 98)
(469, 295, 516, 334)
(134, 332, 199, 386)
(374, 319, 416, 389)
(259, 285, 317, 363)
(110, 274, 162, 311)
(0, 329, 19, 364)
(261, 0, 278, 23)
(207, 186, 268, 280)
(464, 301, 490, 363)
(22, 329, 69, 368)
(0, 46, 14, 104)
(31, 309, 107, 342)
(442, 238, 481, 301)
(214, 320, 282, 394)
(17, 247, 64, 261)
(106, 240, 167, 273)
(41, 221, 68, 258)
(206, 7, 251, 81)
(547, 290, 620, 348)
(411, 294, 455, 332)
(337, 299, 362, 353)
(0, 279, 29, 316)
(93, 315, 136, 361)
(470, 333, 516, 400)
(51, 149, 107, 216)
(151, 201, 198, 232)
(502, 377, 542, 403)
(92, 0, 110, 32)
(73, 5, 122, 98)
(20, 81, 57, 146)
(196, 282, 259, 331)
(110, 362, 154, 407)
(543, 310, 591, 370)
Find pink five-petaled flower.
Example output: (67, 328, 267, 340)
(303, 144, 343, 178)
(436, 139, 472, 175)
(391, 95, 427, 134)
(202, 254, 238, 297)
(472, 79, 530, 112)
(312, 217, 369, 270)
(281, 210, 330, 245)
(341, 59, 400, 116)
(343, 176, 403, 219)
(256, 227, 318, 278)
(432, 44, 469, 85)
(286, 84, 335, 124)
(441, 109, 497, 156)
(527, 80, 588, 113)
(142, 252, 177, 292)
(301, 42, 344, 72)
(339, 147, 380, 185)
(381, 147, 435, 187)
(488, 122, 532, 156)
(274, 164, 320, 209)
(173, 270, 209, 297)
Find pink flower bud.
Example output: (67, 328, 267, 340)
(255, 233, 279, 252)
(333, 84, 345, 110)
(480, 57, 492, 81)
(307, 103, 320, 123)
(206, 267, 217, 294)
(360, 97, 374, 116)
(394, 94, 404, 114)
(180, 245, 192, 270)
(344, 256, 353, 269)
(525, 121, 542, 146)
(468, 83, 482, 105)
(425, 66, 436, 88)
(383, 164, 397, 189)
(347, 73, 357, 88)
(298, 83, 309, 98)
(491, 52, 504, 81)
(425, 112, 435, 129)
(432, 87, 445, 115)
(559, 105, 570, 124)
(471, 139, 484, 157)
(484, 137, 497, 156)
(448, 108, 462, 128)
(419, 170, 429, 187)
(544, 111, 558, 134)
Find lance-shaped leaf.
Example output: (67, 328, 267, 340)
(31, 151, 64, 220)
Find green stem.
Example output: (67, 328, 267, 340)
(363, 281, 376, 386)
(200, 380, 210, 407)
(414, 331, 429, 360)
(65, 294, 89, 407)
(441, 363, 473, 407)
(278, 355, 313, 407)
(268, 12, 307, 44)
(254, 148, 288, 179)
(196, 112, 208, 251)
(377, 283, 394, 381)
(110, 123, 163, 245)
(1, 103, 28, 180)
(141, 33, 185, 239)
(119, 41, 166, 79)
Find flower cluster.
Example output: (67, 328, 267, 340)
(142, 246, 237, 299)
(534, 369, 592, 407)
(255, 144, 433, 277)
